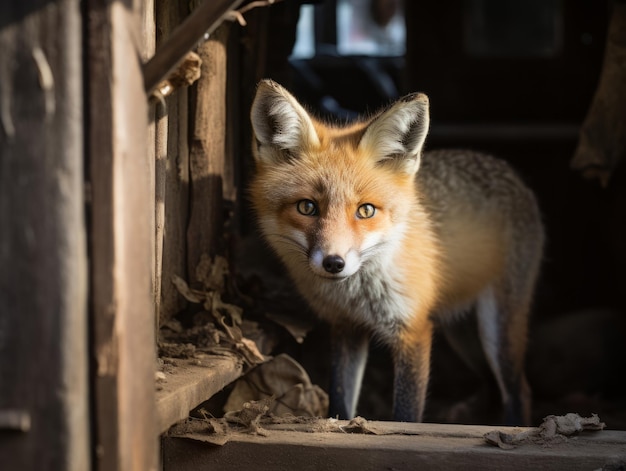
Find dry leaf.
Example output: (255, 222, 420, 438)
(171, 275, 204, 303)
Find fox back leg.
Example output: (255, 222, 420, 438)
(477, 224, 543, 425)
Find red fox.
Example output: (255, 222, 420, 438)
(249, 79, 544, 425)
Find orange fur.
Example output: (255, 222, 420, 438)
(249, 80, 543, 424)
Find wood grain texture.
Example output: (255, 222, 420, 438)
(155, 0, 191, 324)
(164, 421, 626, 471)
(87, 0, 158, 468)
(0, 0, 89, 469)
(187, 24, 230, 285)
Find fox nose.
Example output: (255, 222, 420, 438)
(323, 255, 345, 274)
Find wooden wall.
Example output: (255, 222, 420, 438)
(153, 1, 276, 325)
(1, 0, 256, 469)
(0, 0, 89, 469)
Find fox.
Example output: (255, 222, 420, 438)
(248, 79, 544, 425)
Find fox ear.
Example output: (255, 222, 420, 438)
(359, 93, 430, 174)
(250, 79, 320, 161)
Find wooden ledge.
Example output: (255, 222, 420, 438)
(163, 420, 626, 471)
(156, 355, 244, 434)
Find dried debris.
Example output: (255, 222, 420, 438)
(158, 342, 197, 359)
(168, 415, 231, 446)
(223, 354, 328, 418)
(160, 255, 266, 368)
(224, 397, 274, 435)
(168, 398, 275, 445)
(540, 413, 606, 437)
(158, 251, 329, 428)
(484, 413, 606, 450)
(338, 416, 386, 435)
(168, 405, 392, 446)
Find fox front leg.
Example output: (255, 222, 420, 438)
(392, 323, 433, 422)
(328, 325, 370, 419)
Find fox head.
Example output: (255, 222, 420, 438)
(249, 80, 430, 281)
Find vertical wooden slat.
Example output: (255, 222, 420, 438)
(156, 0, 191, 325)
(154, 101, 168, 324)
(143, 0, 158, 326)
(187, 24, 230, 283)
(154, 0, 170, 325)
(86, 0, 158, 468)
(0, 0, 89, 469)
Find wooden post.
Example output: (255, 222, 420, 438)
(86, 0, 158, 469)
(156, 0, 192, 325)
(0, 0, 89, 469)
(143, 0, 157, 327)
(155, 100, 168, 324)
(187, 23, 230, 284)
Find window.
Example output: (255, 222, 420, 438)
(291, 0, 406, 59)
(337, 0, 405, 56)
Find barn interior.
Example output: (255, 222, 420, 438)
(2, 0, 625, 469)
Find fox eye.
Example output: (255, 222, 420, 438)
(296, 199, 318, 216)
(357, 203, 376, 219)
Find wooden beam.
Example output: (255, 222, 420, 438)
(163, 421, 626, 471)
(143, 0, 244, 94)
(86, 0, 158, 468)
(0, 0, 89, 469)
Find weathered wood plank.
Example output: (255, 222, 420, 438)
(0, 0, 89, 469)
(143, 0, 157, 327)
(86, 0, 158, 468)
(155, 0, 191, 324)
(187, 23, 230, 284)
(156, 356, 244, 433)
(163, 421, 626, 471)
